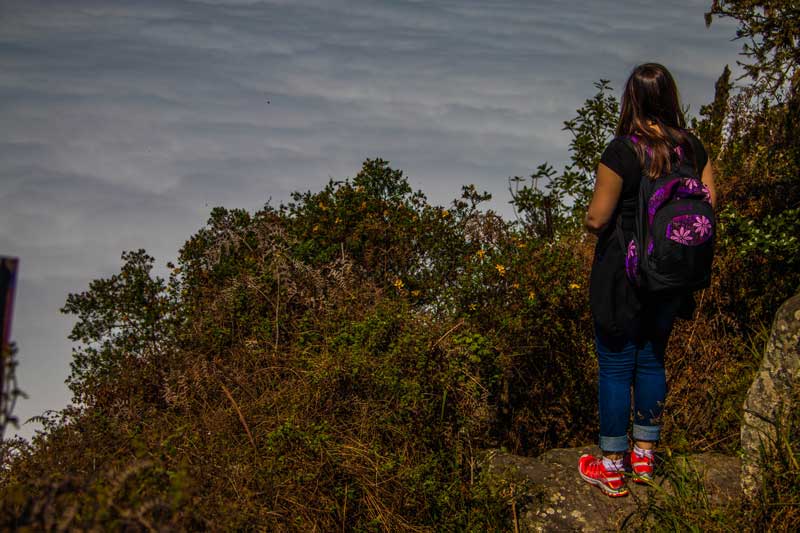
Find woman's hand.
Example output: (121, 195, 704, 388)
(584, 163, 623, 234)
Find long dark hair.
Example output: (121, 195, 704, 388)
(616, 63, 694, 178)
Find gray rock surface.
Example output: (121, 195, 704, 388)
(740, 292, 800, 499)
(481, 446, 741, 532)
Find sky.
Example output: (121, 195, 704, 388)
(0, 0, 742, 441)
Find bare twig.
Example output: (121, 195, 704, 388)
(274, 269, 280, 354)
(342, 481, 348, 533)
(431, 319, 464, 349)
(511, 484, 519, 533)
(220, 383, 257, 452)
(686, 288, 707, 348)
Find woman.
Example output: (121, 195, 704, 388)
(578, 63, 717, 497)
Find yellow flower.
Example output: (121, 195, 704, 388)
(441, 209, 450, 218)
(476, 249, 486, 259)
(511, 282, 520, 289)
(360, 201, 367, 210)
(495, 264, 506, 276)
(394, 278, 405, 290)
(469, 303, 477, 310)
(312, 224, 320, 232)
(318, 201, 327, 211)
(569, 283, 581, 289)
(335, 217, 342, 224)
(528, 291, 535, 301)
(517, 242, 527, 249)
(411, 289, 421, 297)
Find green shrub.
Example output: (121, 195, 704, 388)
(3, 13, 799, 524)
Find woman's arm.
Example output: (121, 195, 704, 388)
(701, 160, 717, 210)
(584, 162, 623, 234)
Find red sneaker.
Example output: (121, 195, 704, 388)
(629, 449, 654, 483)
(578, 454, 629, 497)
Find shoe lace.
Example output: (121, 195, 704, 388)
(633, 450, 654, 464)
(634, 447, 655, 460)
(586, 457, 607, 477)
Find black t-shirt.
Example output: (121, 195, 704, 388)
(589, 130, 708, 341)
(601, 131, 707, 194)
(598, 131, 708, 241)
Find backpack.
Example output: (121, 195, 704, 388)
(616, 134, 715, 293)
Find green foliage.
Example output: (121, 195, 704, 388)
(718, 206, 800, 259)
(700, 2, 800, 326)
(510, 79, 619, 238)
(2, 181, 526, 530)
(706, 0, 800, 98)
(681, 0, 800, 266)
(277, 158, 502, 318)
(60, 249, 177, 409)
(280, 158, 426, 273)
(627, 382, 800, 532)
(557, 79, 621, 210)
(4, 5, 800, 524)
(622, 449, 745, 532)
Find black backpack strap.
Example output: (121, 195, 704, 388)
(616, 135, 652, 288)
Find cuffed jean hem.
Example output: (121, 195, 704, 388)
(599, 434, 629, 453)
(632, 423, 660, 442)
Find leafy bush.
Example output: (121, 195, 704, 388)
(1, 207, 519, 531)
(2, 8, 799, 524)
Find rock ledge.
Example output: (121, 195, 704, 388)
(481, 446, 741, 532)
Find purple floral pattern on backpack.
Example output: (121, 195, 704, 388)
(648, 178, 712, 226)
(666, 214, 713, 246)
(671, 226, 693, 244)
(681, 177, 700, 192)
(625, 239, 639, 286)
(648, 179, 681, 225)
(693, 215, 712, 237)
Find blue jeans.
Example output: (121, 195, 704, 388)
(595, 294, 682, 453)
